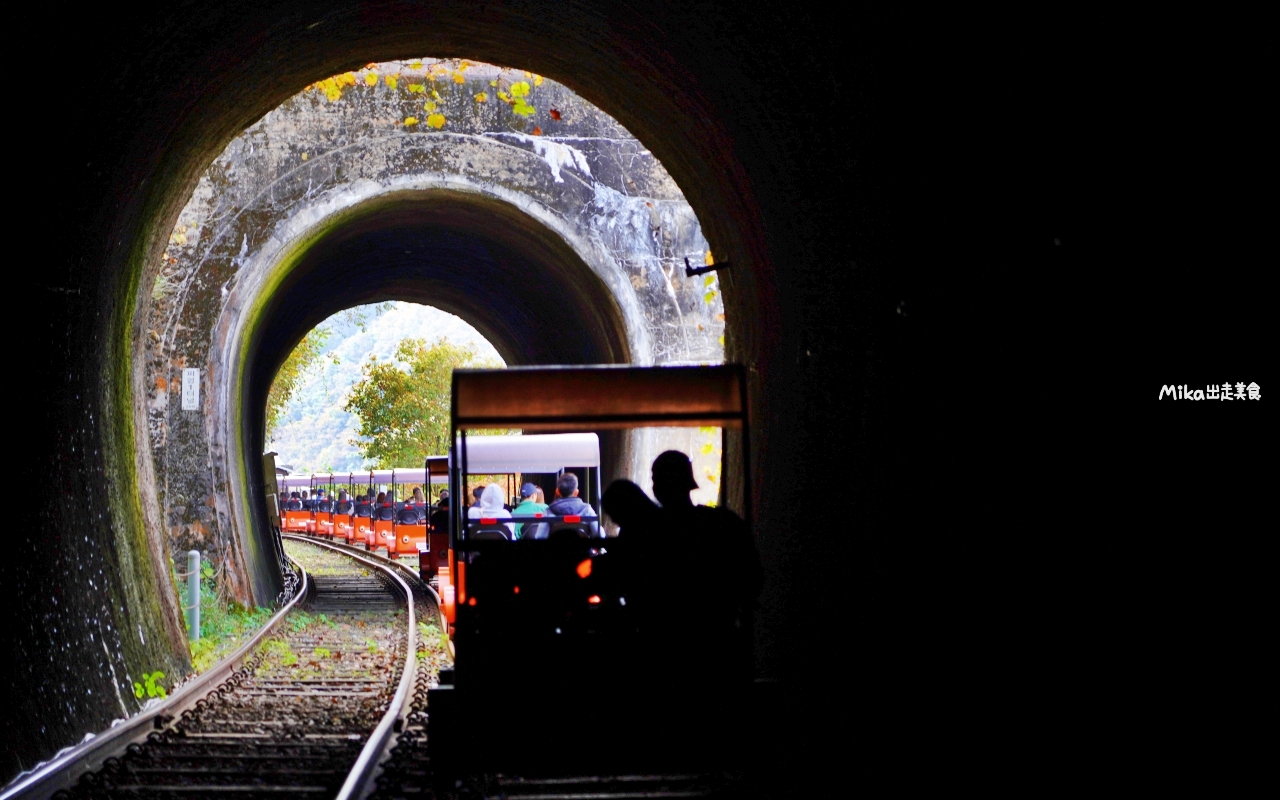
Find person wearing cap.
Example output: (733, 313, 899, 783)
(510, 482, 549, 539)
(651, 449, 762, 673)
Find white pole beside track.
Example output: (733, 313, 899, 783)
(187, 550, 200, 642)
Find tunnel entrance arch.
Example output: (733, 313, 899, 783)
(140, 59, 724, 605)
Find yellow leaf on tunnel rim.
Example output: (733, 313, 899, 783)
(403, 117, 419, 126)
(474, 92, 487, 103)
(426, 113, 446, 129)
(534, 74, 544, 86)
(385, 75, 398, 89)
(453, 72, 465, 84)
(424, 101, 437, 112)
(365, 73, 378, 86)
(705, 250, 715, 266)
(410, 61, 423, 70)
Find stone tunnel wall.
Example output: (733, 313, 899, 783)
(140, 59, 723, 605)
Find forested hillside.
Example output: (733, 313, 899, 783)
(267, 302, 504, 473)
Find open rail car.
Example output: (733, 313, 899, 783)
(429, 364, 756, 782)
(277, 467, 446, 557)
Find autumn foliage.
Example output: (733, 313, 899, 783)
(344, 337, 497, 468)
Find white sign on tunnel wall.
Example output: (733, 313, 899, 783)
(181, 368, 200, 410)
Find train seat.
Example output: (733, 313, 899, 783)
(548, 520, 593, 540)
(396, 506, 421, 525)
(472, 525, 512, 541)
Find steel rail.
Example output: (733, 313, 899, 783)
(283, 535, 418, 800)
(2, 556, 310, 800)
(293, 533, 442, 608)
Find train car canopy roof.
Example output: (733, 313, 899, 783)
(458, 433, 600, 474)
(276, 467, 447, 488)
(452, 365, 746, 431)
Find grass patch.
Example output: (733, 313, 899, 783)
(180, 559, 275, 673)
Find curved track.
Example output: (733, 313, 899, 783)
(9, 539, 420, 800)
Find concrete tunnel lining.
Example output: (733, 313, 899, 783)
(144, 63, 724, 612)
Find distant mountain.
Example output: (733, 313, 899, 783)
(267, 302, 505, 473)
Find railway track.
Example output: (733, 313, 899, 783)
(10, 539, 419, 800)
(15, 533, 745, 799)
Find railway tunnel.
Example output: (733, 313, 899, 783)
(5, 1, 993, 789)
(144, 60, 724, 611)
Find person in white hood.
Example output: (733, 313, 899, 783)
(467, 483, 515, 538)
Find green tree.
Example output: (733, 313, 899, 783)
(265, 327, 332, 441)
(345, 337, 495, 467)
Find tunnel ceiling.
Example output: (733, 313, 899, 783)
(250, 191, 631, 393)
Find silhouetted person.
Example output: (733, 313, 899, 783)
(603, 479, 661, 539)
(651, 450, 761, 680)
(301, 490, 313, 511)
(471, 486, 484, 509)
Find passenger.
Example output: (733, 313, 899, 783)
(428, 495, 450, 534)
(376, 491, 386, 505)
(651, 450, 762, 631)
(335, 490, 353, 514)
(287, 491, 303, 511)
(511, 482, 549, 539)
(301, 490, 313, 511)
(411, 487, 427, 522)
(542, 472, 599, 538)
(377, 490, 396, 522)
(602, 479, 660, 539)
(471, 486, 485, 509)
(467, 484, 515, 538)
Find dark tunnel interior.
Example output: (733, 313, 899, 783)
(7, 0, 1261, 788)
(243, 191, 633, 550)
